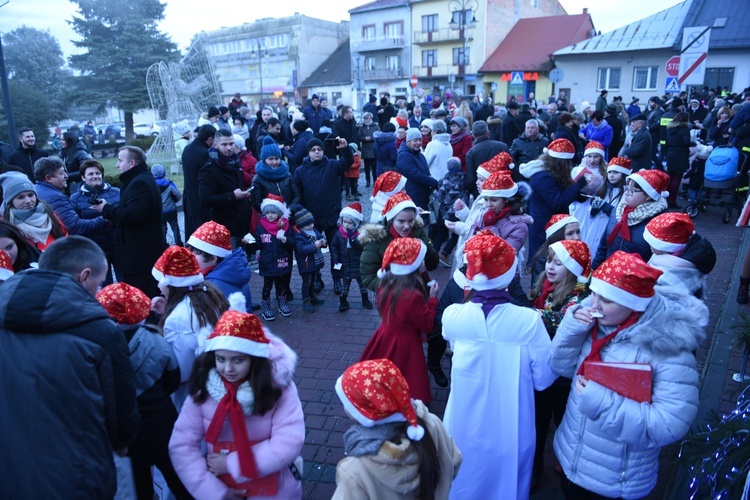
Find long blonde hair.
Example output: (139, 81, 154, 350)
(530, 247, 578, 307)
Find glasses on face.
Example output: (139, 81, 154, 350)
(624, 185, 643, 195)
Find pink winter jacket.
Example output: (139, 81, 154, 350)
(169, 336, 305, 499)
(487, 213, 533, 254)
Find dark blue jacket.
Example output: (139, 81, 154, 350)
(374, 132, 398, 176)
(284, 130, 313, 172)
(69, 182, 120, 257)
(592, 206, 666, 269)
(302, 104, 325, 134)
(289, 225, 325, 275)
(206, 247, 254, 310)
(36, 181, 110, 237)
(254, 223, 294, 278)
(293, 147, 353, 229)
(330, 227, 363, 281)
(396, 142, 438, 210)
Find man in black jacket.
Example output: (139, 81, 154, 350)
(182, 124, 215, 237)
(332, 105, 359, 149)
(0, 236, 139, 498)
(510, 119, 549, 168)
(465, 121, 509, 197)
(604, 103, 624, 160)
(198, 129, 252, 248)
(94, 146, 166, 297)
(502, 102, 522, 145)
(8, 127, 49, 182)
(647, 97, 664, 169)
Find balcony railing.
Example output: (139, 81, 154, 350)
(412, 64, 473, 78)
(412, 28, 473, 44)
(357, 67, 405, 81)
(351, 35, 405, 52)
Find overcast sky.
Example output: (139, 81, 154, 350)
(0, 0, 684, 59)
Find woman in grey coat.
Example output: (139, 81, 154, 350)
(549, 250, 707, 499)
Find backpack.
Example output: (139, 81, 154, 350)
(704, 145, 739, 182)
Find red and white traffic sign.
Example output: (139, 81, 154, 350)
(679, 53, 707, 85)
(410, 75, 418, 88)
(665, 56, 680, 77)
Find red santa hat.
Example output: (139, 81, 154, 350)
(590, 251, 663, 311)
(205, 310, 271, 358)
(644, 212, 695, 253)
(0, 249, 14, 281)
(544, 138, 576, 159)
(627, 169, 670, 201)
(584, 140, 606, 159)
(340, 202, 364, 223)
(260, 193, 289, 217)
(550, 240, 591, 283)
(607, 156, 632, 176)
(187, 221, 233, 258)
(377, 237, 427, 279)
(545, 214, 579, 239)
(335, 359, 425, 441)
(382, 192, 418, 222)
(371, 171, 407, 200)
(96, 282, 151, 325)
(477, 151, 514, 179)
(464, 230, 517, 290)
(152, 245, 204, 288)
(479, 170, 518, 199)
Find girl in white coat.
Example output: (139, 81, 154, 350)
(442, 231, 557, 499)
(151, 246, 229, 410)
(549, 250, 707, 499)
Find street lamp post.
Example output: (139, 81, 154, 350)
(251, 38, 267, 106)
(448, 0, 478, 97)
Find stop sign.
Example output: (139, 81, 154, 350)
(410, 75, 418, 88)
(666, 56, 680, 77)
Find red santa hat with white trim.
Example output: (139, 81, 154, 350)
(627, 169, 670, 201)
(643, 212, 695, 253)
(371, 171, 407, 200)
(479, 170, 518, 199)
(477, 151, 514, 179)
(187, 221, 233, 258)
(377, 237, 427, 279)
(152, 245, 204, 288)
(607, 156, 632, 176)
(260, 193, 290, 218)
(381, 192, 418, 222)
(545, 213, 579, 239)
(340, 202, 364, 223)
(589, 251, 663, 311)
(97, 282, 151, 325)
(0, 249, 14, 281)
(544, 138, 576, 159)
(464, 230, 517, 291)
(584, 140, 606, 159)
(335, 359, 425, 441)
(550, 240, 591, 283)
(205, 310, 271, 358)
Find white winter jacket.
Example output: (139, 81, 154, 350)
(549, 286, 707, 499)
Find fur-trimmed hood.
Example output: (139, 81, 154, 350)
(519, 159, 546, 179)
(516, 180, 532, 200)
(358, 217, 425, 245)
(580, 285, 707, 357)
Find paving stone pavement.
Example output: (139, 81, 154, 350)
(169, 174, 748, 499)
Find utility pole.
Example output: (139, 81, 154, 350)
(354, 57, 364, 111)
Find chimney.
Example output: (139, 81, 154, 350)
(583, 8, 588, 14)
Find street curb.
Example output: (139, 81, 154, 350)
(668, 227, 749, 499)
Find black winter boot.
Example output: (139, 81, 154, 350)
(738, 277, 750, 304)
(361, 293, 373, 309)
(339, 296, 350, 312)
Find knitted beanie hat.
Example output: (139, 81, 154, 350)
(292, 205, 315, 228)
(260, 135, 282, 162)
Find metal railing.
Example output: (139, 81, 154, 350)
(351, 35, 405, 52)
(412, 28, 473, 44)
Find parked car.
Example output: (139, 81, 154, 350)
(101, 123, 124, 141)
(133, 122, 161, 137)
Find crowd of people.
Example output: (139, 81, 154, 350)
(1, 83, 748, 499)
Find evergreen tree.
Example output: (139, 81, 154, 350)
(68, 0, 178, 139)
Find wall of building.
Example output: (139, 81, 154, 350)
(484, 0, 566, 62)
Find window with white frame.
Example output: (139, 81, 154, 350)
(453, 47, 470, 66)
(633, 66, 658, 90)
(597, 67, 621, 91)
(422, 50, 437, 68)
(364, 57, 376, 71)
(362, 25, 375, 41)
(386, 55, 400, 71)
(384, 22, 402, 39)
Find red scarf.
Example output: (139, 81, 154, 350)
(389, 224, 411, 239)
(577, 312, 641, 376)
(205, 377, 259, 480)
(200, 265, 217, 277)
(482, 206, 510, 229)
(259, 217, 289, 237)
(607, 206, 635, 245)
(532, 279, 556, 309)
